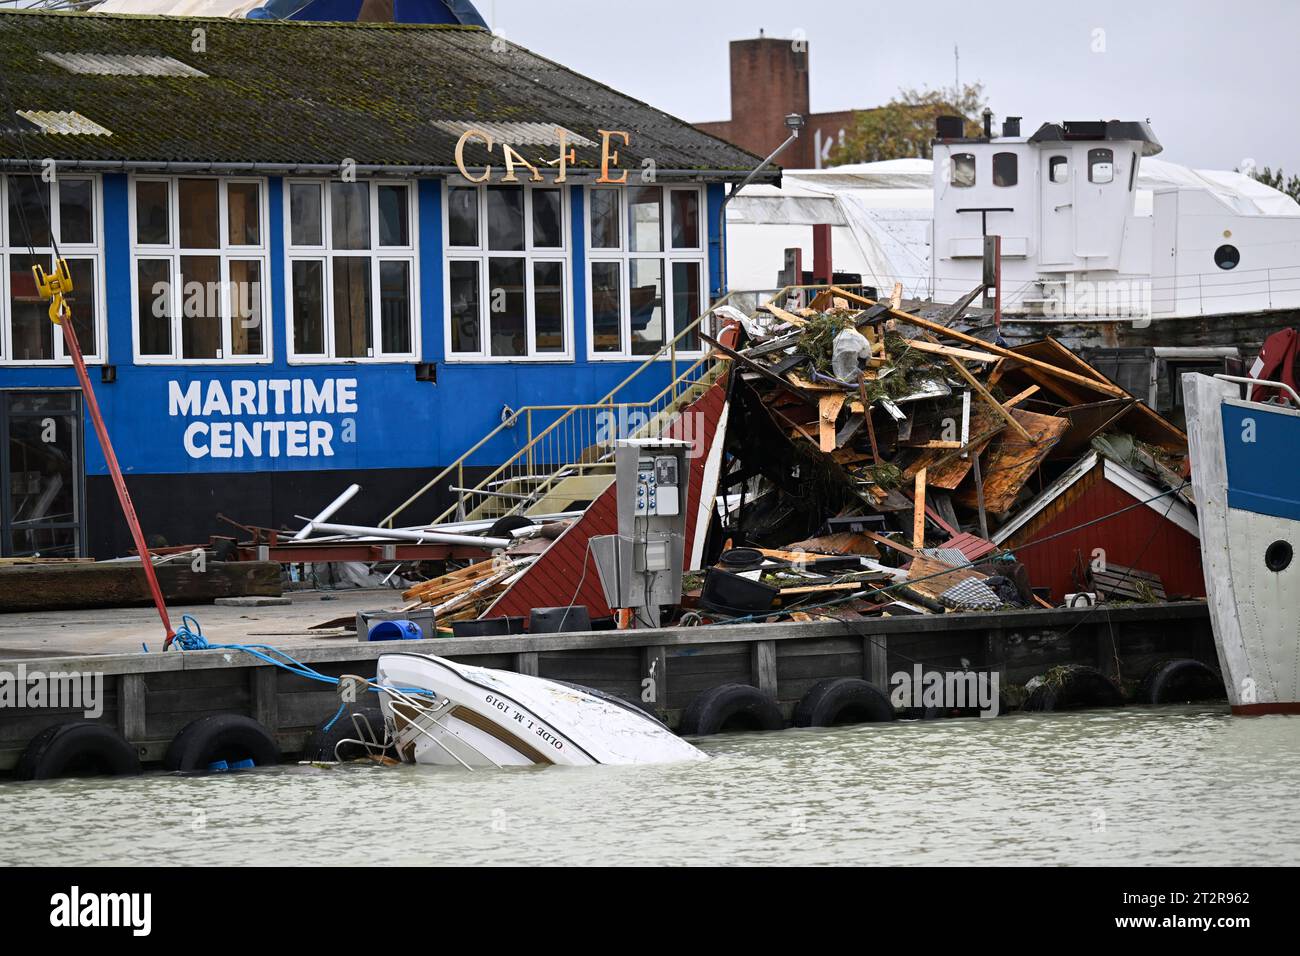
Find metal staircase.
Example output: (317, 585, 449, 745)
(379, 285, 826, 531)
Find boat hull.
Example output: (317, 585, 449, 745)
(375, 653, 706, 767)
(1185, 373, 1300, 713)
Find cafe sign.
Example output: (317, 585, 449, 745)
(453, 127, 633, 185)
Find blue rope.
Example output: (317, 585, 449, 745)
(168, 614, 436, 700)
(321, 702, 347, 733)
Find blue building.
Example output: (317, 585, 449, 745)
(0, 10, 772, 558)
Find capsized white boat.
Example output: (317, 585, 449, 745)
(375, 653, 706, 767)
(1184, 371, 1300, 715)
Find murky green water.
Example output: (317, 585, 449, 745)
(1, 706, 1296, 866)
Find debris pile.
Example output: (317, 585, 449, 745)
(691, 285, 1196, 622)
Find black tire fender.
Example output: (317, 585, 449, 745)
(164, 714, 279, 772)
(793, 678, 895, 727)
(1023, 665, 1125, 712)
(15, 722, 141, 781)
(302, 703, 387, 762)
(679, 683, 784, 736)
(1138, 658, 1226, 705)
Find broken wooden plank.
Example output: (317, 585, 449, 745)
(912, 468, 927, 548)
(819, 393, 847, 452)
(758, 302, 809, 327)
(903, 338, 1000, 364)
(954, 408, 1070, 514)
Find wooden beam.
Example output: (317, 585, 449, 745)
(758, 302, 808, 326)
(818, 393, 846, 452)
(912, 468, 927, 549)
(860, 528, 924, 560)
(859, 377, 880, 463)
(903, 338, 999, 364)
(936, 283, 987, 327)
(751, 640, 778, 696)
(1003, 384, 1040, 408)
(828, 287, 1128, 398)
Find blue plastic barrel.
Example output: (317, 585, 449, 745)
(368, 619, 423, 641)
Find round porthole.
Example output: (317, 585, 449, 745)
(1214, 244, 1240, 270)
(1265, 540, 1292, 573)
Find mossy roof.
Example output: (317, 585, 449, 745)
(0, 10, 769, 177)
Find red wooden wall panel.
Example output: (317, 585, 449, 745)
(1005, 466, 1204, 602)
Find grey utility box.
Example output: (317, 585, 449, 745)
(592, 438, 691, 627)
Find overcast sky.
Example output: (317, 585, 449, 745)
(489, 0, 1297, 173)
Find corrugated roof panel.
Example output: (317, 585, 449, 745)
(15, 110, 111, 136)
(432, 121, 594, 148)
(40, 51, 207, 77)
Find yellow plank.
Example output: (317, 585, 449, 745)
(912, 467, 927, 549)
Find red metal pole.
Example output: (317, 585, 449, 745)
(60, 317, 175, 647)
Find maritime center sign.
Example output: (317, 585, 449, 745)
(167, 377, 359, 460)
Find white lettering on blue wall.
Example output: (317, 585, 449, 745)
(167, 378, 358, 460)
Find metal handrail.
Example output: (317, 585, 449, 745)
(1212, 374, 1300, 407)
(379, 282, 857, 528)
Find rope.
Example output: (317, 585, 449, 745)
(168, 614, 436, 701)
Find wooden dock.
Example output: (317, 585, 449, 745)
(0, 601, 1215, 771)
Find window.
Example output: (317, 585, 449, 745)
(1088, 148, 1114, 184)
(951, 153, 976, 188)
(1, 174, 103, 364)
(1049, 155, 1069, 184)
(586, 185, 706, 358)
(131, 176, 269, 362)
(445, 182, 569, 359)
(993, 152, 1018, 187)
(286, 179, 418, 361)
(1128, 151, 1138, 191)
(1214, 244, 1240, 270)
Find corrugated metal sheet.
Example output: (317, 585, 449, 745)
(491, 381, 729, 621)
(1002, 461, 1204, 602)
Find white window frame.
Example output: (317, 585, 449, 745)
(442, 181, 572, 362)
(584, 184, 708, 361)
(129, 175, 272, 365)
(284, 178, 420, 364)
(0, 173, 106, 366)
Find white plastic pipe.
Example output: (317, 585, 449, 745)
(293, 484, 362, 540)
(307, 520, 511, 549)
